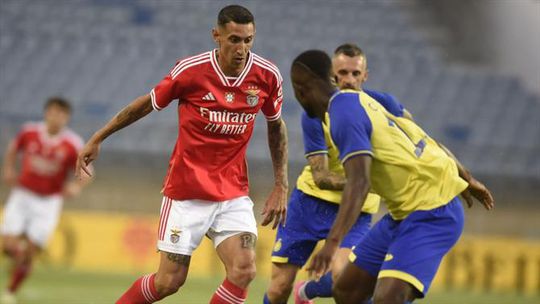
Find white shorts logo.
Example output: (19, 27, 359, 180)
(170, 228, 181, 244)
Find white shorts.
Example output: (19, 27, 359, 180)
(1, 187, 63, 247)
(157, 195, 258, 256)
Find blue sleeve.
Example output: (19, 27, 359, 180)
(301, 111, 327, 157)
(329, 93, 373, 163)
(364, 89, 405, 117)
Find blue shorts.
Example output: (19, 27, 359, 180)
(272, 188, 372, 266)
(350, 197, 464, 297)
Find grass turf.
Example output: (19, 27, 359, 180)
(0, 265, 537, 304)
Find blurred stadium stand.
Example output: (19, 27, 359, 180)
(0, 1, 538, 181)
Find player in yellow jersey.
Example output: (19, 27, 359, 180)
(264, 44, 410, 304)
(291, 50, 494, 303)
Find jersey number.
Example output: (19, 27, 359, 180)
(387, 118, 426, 157)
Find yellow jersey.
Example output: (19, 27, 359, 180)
(328, 90, 468, 220)
(296, 111, 379, 214)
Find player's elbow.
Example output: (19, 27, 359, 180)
(312, 174, 327, 189)
(312, 171, 335, 190)
(349, 176, 370, 195)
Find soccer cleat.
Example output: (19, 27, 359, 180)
(0, 290, 17, 304)
(293, 281, 313, 304)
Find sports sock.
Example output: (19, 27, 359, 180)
(304, 271, 333, 298)
(210, 278, 247, 304)
(116, 273, 161, 304)
(8, 263, 31, 293)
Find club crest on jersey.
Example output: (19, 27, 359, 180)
(244, 86, 260, 107)
(225, 92, 235, 103)
(170, 228, 181, 244)
(273, 238, 282, 252)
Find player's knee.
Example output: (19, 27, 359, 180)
(228, 260, 256, 287)
(2, 241, 19, 259)
(154, 273, 186, 297)
(372, 288, 407, 304)
(333, 280, 359, 303)
(267, 279, 293, 302)
(332, 284, 348, 302)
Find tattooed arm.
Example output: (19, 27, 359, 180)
(261, 118, 288, 229)
(76, 94, 153, 177)
(307, 154, 346, 190)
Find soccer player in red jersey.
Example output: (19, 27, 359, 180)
(1, 97, 92, 303)
(76, 5, 288, 304)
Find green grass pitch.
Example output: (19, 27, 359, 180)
(0, 264, 537, 303)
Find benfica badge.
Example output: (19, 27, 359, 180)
(244, 86, 260, 107)
(225, 92, 235, 103)
(170, 228, 181, 244)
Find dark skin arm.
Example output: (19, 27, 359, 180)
(76, 94, 153, 177)
(437, 142, 494, 210)
(261, 118, 289, 229)
(307, 154, 346, 190)
(307, 155, 371, 279)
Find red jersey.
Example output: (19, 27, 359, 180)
(151, 50, 283, 201)
(14, 122, 83, 196)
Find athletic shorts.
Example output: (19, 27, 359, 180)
(1, 187, 63, 247)
(271, 188, 372, 266)
(156, 195, 258, 256)
(349, 196, 464, 297)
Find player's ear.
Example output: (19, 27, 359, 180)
(211, 27, 220, 45)
(364, 69, 369, 82)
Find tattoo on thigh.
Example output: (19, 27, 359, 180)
(166, 252, 191, 266)
(240, 233, 256, 249)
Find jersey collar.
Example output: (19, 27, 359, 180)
(38, 122, 65, 145)
(210, 49, 253, 87)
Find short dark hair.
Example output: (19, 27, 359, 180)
(292, 50, 332, 82)
(45, 96, 72, 113)
(217, 5, 254, 26)
(334, 43, 365, 58)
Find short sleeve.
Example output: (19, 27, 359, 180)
(364, 89, 405, 117)
(13, 125, 30, 151)
(301, 111, 327, 157)
(150, 61, 188, 111)
(261, 69, 284, 121)
(329, 93, 373, 163)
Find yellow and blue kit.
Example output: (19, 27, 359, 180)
(329, 90, 468, 296)
(271, 89, 405, 266)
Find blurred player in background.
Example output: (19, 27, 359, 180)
(1, 97, 92, 304)
(76, 5, 288, 304)
(264, 44, 409, 304)
(332, 43, 413, 120)
(291, 50, 494, 303)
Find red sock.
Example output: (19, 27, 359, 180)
(210, 278, 248, 304)
(116, 274, 161, 304)
(8, 264, 31, 293)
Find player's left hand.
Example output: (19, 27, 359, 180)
(462, 177, 494, 210)
(261, 183, 288, 229)
(307, 241, 338, 281)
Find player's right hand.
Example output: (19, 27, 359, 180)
(307, 241, 337, 281)
(76, 140, 100, 178)
(261, 183, 288, 229)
